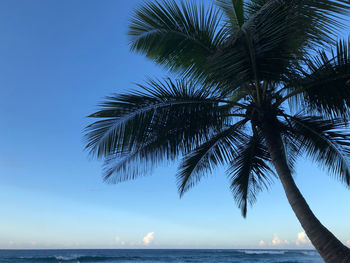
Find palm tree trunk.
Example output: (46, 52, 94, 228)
(261, 121, 350, 263)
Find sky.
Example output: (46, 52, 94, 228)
(0, 0, 350, 250)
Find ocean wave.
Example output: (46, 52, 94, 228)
(241, 250, 286, 255)
(9, 255, 145, 262)
(240, 250, 318, 256)
(300, 251, 319, 256)
(3, 250, 320, 262)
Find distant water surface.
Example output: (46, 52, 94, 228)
(0, 249, 323, 263)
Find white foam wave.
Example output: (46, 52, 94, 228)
(55, 255, 82, 262)
(241, 250, 286, 255)
(301, 251, 319, 256)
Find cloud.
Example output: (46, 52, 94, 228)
(346, 241, 350, 247)
(143, 232, 155, 246)
(296, 232, 309, 246)
(272, 235, 282, 246)
(114, 236, 126, 246)
(259, 240, 265, 246)
(272, 235, 289, 246)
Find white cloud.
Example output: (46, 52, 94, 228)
(272, 235, 282, 246)
(259, 240, 265, 246)
(296, 232, 309, 246)
(272, 235, 289, 246)
(346, 241, 350, 247)
(143, 232, 155, 246)
(115, 236, 127, 246)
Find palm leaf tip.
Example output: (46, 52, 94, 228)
(215, 0, 245, 31)
(85, 77, 234, 183)
(101, 151, 154, 184)
(288, 115, 350, 187)
(288, 38, 350, 117)
(128, 0, 226, 78)
(227, 134, 275, 217)
(177, 122, 248, 197)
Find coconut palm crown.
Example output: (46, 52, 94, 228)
(85, 1, 350, 262)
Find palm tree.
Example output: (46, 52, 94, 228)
(85, 0, 350, 262)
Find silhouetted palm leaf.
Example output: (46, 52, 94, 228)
(286, 39, 350, 117)
(208, 0, 350, 89)
(177, 120, 247, 196)
(129, 0, 227, 79)
(216, 0, 245, 33)
(227, 132, 275, 217)
(85, 78, 234, 181)
(245, 0, 268, 16)
(287, 115, 350, 186)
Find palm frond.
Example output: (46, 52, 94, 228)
(177, 120, 247, 197)
(279, 116, 301, 174)
(286, 39, 350, 117)
(245, 0, 268, 17)
(85, 78, 229, 158)
(102, 127, 184, 183)
(227, 132, 275, 217)
(102, 137, 166, 183)
(288, 115, 350, 186)
(128, 0, 227, 79)
(207, 0, 350, 88)
(216, 0, 245, 33)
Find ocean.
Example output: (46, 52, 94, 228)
(0, 249, 323, 263)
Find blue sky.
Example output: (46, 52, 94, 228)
(0, 0, 349, 249)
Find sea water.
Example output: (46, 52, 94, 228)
(0, 249, 323, 263)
